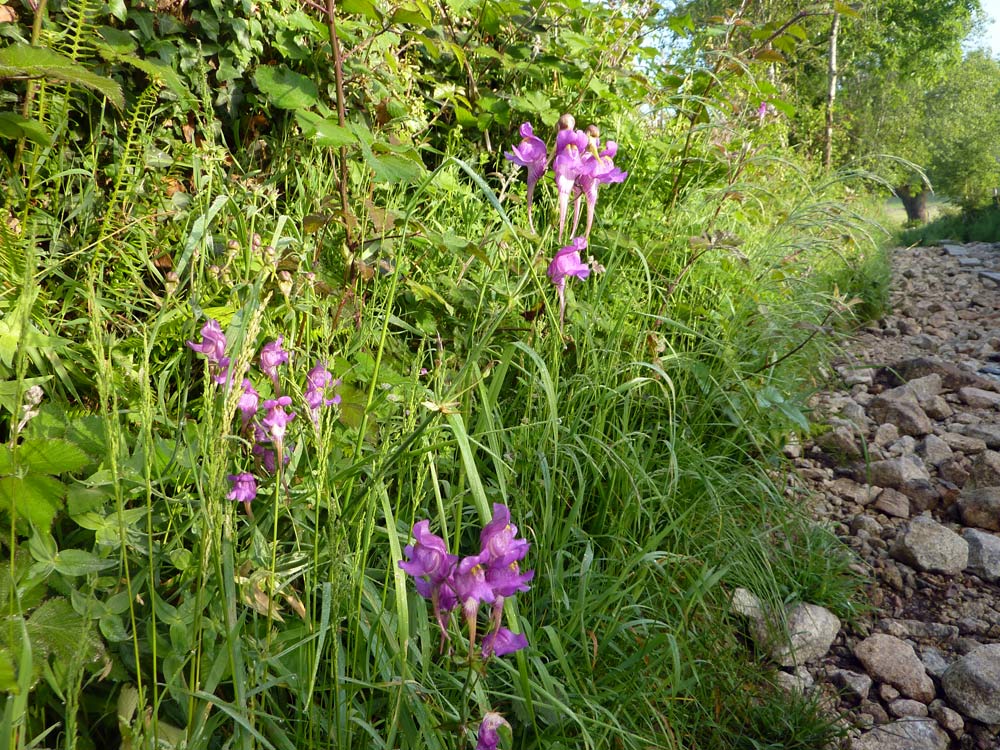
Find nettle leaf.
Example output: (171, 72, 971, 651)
(16, 438, 89, 475)
(25, 597, 100, 665)
(0, 44, 124, 110)
(253, 65, 319, 110)
(0, 475, 65, 529)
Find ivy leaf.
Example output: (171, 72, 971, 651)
(253, 65, 319, 110)
(0, 44, 124, 110)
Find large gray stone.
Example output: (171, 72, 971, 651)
(890, 515, 969, 575)
(958, 423, 1000, 449)
(967, 450, 1000, 488)
(853, 718, 949, 750)
(941, 644, 1000, 723)
(957, 486, 1000, 531)
(868, 388, 933, 437)
(959, 386, 1000, 408)
(888, 357, 998, 393)
(854, 634, 936, 703)
(868, 456, 930, 488)
(762, 602, 841, 667)
(961, 528, 1000, 582)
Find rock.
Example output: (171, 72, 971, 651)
(868, 456, 931, 488)
(941, 644, 1000, 723)
(908, 374, 944, 401)
(922, 396, 953, 420)
(854, 634, 936, 703)
(962, 529, 1000, 582)
(874, 488, 910, 518)
(928, 700, 964, 737)
(831, 668, 872, 702)
(817, 422, 862, 459)
(967, 450, 1000, 488)
(887, 698, 928, 718)
(888, 357, 998, 392)
(765, 602, 842, 667)
(774, 668, 812, 695)
(874, 423, 900, 447)
(868, 388, 934, 436)
(957, 487, 1000, 531)
(919, 435, 953, 467)
(890, 515, 969, 575)
(959, 386, 1000, 408)
(853, 717, 949, 750)
(730, 587, 763, 619)
(958, 423, 1000, 449)
(920, 646, 951, 679)
(941, 431, 988, 453)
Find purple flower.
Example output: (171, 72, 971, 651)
(475, 712, 510, 750)
(304, 361, 341, 418)
(451, 550, 497, 648)
(548, 237, 592, 325)
(251, 430, 278, 475)
(226, 472, 257, 514)
(553, 127, 592, 242)
(486, 561, 534, 598)
(237, 379, 260, 429)
(186, 319, 231, 386)
(400, 520, 460, 646)
(481, 627, 529, 659)
(261, 396, 296, 452)
(260, 336, 289, 392)
(399, 520, 458, 590)
(504, 122, 548, 233)
(480, 503, 531, 567)
(571, 133, 628, 240)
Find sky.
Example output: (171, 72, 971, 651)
(974, 0, 1000, 53)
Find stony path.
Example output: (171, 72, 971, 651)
(738, 242, 1000, 749)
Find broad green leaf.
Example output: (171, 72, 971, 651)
(0, 112, 51, 146)
(51, 549, 115, 577)
(0, 647, 16, 693)
(16, 438, 89, 475)
(0, 44, 124, 110)
(253, 65, 318, 110)
(0, 475, 64, 528)
(113, 55, 189, 99)
(755, 49, 786, 64)
(97, 26, 136, 54)
(833, 1, 860, 17)
(357, 137, 426, 184)
(391, 2, 432, 27)
(341, 0, 381, 20)
(295, 110, 357, 147)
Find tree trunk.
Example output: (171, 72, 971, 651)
(824, 11, 839, 171)
(895, 185, 929, 224)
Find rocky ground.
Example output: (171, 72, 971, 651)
(738, 242, 1000, 749)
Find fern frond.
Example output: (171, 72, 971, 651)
(92, 83, 163, 276)
(50, 0, 102, 65)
